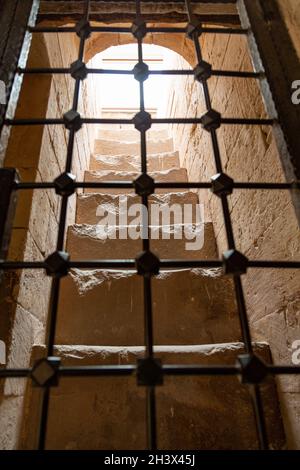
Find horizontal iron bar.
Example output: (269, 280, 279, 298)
(28, 26, 248, 35)
(17, 67, 262, 79)
(14, 181, 299, 190)
(163, 365, 239, 375)
(269, 366, 300, 374)
(154, 182, 299, 190)
(0, 260, 299, 270)
(153, 118, 274, 125)
(159, 260, 300, 269)
(60, 365, 136, 376)
(0, 369, 30, 377)
(247, 261, 300, 269)
(4, 117, 275, 126)
(1, 364, 300, 379)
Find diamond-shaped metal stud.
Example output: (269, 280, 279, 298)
(194, 60, 212, 82)
(133, 110, 152, 132)
(137, 357, 163, 386)
(186, 21, 202, 39)
(134, 173, 155, 196)
(70, 60, 88, 80)
(75, 19, 91, 39)
(201, 109, 221, 132)
(211, 173, 233, 197)
(63, 110, 82, 131)
(136, 250, 160, 277)
(131, 18, 147, 40)
(133, 62, 149, 82)
(45, 251, 70, 278)
(223, 249, 248, 275)
(31, 357, 61, 387)
(54, 172, 76, 197)
(236, 354, 268, 384)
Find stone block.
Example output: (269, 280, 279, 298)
(76, 191, 199, 225)
(90, 151, 180, 173)
(97, 128, 169, 142)
(94, 138, 173, 155)
(66, 221, 216, 260)
(84, 168, 188, 194)
(56, 267, 238, 346)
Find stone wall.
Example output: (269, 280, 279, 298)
(163, 30, 300, 449)
(0, 32, 97, 449)
(278, 0, 300, 59)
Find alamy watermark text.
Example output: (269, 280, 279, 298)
(291, 80, 300, 105)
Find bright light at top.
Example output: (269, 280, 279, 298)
(92, 44, 172, 112)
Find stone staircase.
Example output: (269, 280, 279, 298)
(22, 127, 285, 450)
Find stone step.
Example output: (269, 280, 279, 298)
(56, 267, 237, 346)
(94, 138, 173, 156)
(90, 150, 180, 172)
(97, 128, 169, 142)
(98, 123, 168, 132)
(76, 192, 199, 225)
(22, 343, 285, 450)
(84, 168, 188, 194)
(66, 221, 216, 261)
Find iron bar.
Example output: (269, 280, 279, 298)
(13, 181, 300, 191)
(135, 0, 157, 450)
(1, 364, 300, 379)
(28, 26, 248, 35)
(37, 0, 91, 451)
(17, 66, 262, 79)
(1, 259, 300, 271)
(4, 117, 275, 126)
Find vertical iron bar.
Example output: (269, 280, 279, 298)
(37, 0, 91, 450)
(135, 0, 157, 451)
(250, 383, 269, 449)
(184, 0, 268, 450)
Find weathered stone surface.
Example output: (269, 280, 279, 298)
(67, 221, 216, 260)
(84, 168, 188, 194)
(161, 30, 300, 448)
(56, 268, 239, 346)
(38, 1, 238, 25)
(76, 191, 199, 225)
(278, 0, 300, 59)
(21, 343, 285, 450)
(0, 397, 24, 450)
(94, 138, 173, 156)
(97, 128, 169, 142)
(90, 150, 180, 172)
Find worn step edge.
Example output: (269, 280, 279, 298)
(31, 342, 272, 361)
(97, 128, 169, 142)
(75, 191, 200, 224)
(90, 150, 180, 171)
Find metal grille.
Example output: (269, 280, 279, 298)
(0, 0, 300, 451)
